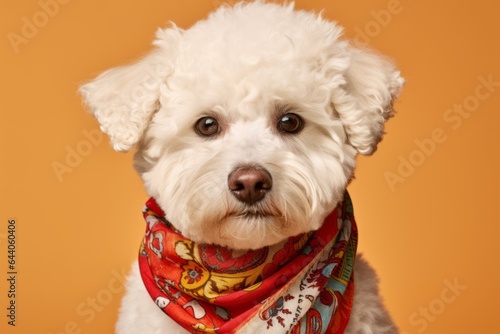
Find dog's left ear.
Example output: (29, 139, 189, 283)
(79, 27, 182, 152)
(335, 46, 404, 155)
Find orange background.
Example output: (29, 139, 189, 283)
(1, 0, 499, 333)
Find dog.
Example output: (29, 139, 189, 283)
(80, 2, 403, 333)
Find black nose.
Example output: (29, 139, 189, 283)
(228, 167, 272, 204)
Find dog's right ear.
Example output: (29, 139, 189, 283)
(79, 27, 182, 152)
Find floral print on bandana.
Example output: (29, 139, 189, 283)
(139, 192, 358, 333)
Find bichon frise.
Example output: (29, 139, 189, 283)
(80, 2, 404, 333)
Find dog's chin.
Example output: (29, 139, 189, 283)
(193, 211, 294, 250)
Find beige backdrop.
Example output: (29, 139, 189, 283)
(1, 0, 499, 333)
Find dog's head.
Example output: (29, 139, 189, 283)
(80, 2, 403, 249)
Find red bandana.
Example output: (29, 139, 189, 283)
(139, 192, 358, 333)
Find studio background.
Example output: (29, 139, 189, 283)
(1, 0, 498, 333)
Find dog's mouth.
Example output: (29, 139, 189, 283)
(231, 206, 278, 220)
(223, 202, 283, 221)
(240, 211, 272, 219)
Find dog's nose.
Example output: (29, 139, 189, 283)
(228, 167, 272, 204)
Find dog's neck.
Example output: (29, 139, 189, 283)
(138, 192, 357, 333)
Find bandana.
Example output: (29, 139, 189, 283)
(139, 192, 358, 334)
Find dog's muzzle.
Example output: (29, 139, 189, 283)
(227, 166, 272, 204)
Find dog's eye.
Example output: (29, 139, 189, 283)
(195, 117, 220, 137)
(278, 113, 303, 134)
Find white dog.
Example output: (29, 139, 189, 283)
(81, 2, 403, 333)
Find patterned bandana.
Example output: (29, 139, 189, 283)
(139, 192, 358, 334)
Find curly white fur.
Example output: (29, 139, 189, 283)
(80, 1, 403, 333)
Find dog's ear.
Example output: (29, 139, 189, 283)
(336, 46, 404, 155)
(79, 27, 182, 152)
